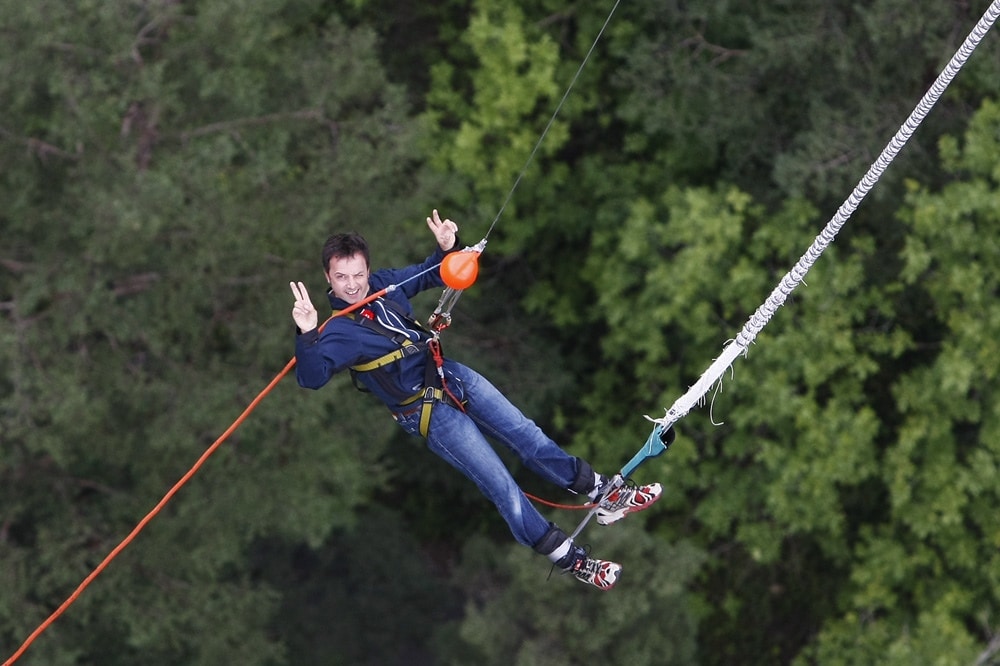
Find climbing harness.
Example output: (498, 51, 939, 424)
(336, 300, 433, 400)
(386, 348, 467, 439)
(339, 296, 468, 437)
(419, 337, 468, 436)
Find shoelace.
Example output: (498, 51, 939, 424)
(571, 552, 619, 589)
(598, 478, 639, 512)
(572, 555, 600, 577)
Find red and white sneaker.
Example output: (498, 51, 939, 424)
(595, 480, 662, 526)
(568, 548, 622, 591)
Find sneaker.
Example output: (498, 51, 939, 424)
(595, 480, 662, 526)
(567, 548, 622, 590)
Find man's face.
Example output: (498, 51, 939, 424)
(325, 253, 370, 305)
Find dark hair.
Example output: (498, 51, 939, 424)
(322, 232, 370, 272)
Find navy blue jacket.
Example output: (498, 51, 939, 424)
(294, 246, 451, 408)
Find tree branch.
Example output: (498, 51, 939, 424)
(175, 109, 334, 142)
(679, 32, 748, 66)
(111, 272, 161, 297)
(0, 125, 82, 161)
(0, 257, 32, 273)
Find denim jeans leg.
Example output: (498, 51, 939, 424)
(397, 401, 553, 547)
(445, 362, 582, 489)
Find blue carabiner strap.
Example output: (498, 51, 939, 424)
(620, 423, 676, 478)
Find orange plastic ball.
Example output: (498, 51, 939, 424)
(441, 251, 480, 290)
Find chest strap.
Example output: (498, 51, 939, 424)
(334, 303, 463, 437)
(350, 339, 426, 372)
(333, 304, 430, 375)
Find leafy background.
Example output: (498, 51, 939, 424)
(2, 0, 999, 664)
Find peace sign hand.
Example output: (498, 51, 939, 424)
(426, 209, 459, 251)
(290, 281, 318, 332)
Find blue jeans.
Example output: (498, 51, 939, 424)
(392, 361, 582, 547)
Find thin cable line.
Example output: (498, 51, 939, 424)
(484, 0, 622, 241)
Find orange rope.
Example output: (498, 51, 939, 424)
(2, 284, 589, 664)
(524, 493, 597, 511)
(425, 339, 591, 513)
(3, 290, 386, 666)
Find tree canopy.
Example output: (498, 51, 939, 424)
(2, 1, 999, 664)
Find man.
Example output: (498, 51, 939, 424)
(289, 210, 662, 590)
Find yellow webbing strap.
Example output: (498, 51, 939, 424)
(396, 389, 464, 438)
(418, 387, 444, 437)
(349, 340, 416, 372)
(334, 309, 453, 438)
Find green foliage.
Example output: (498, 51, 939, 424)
(5, 1, 1000, 664)
(799, 98, 1000, 665)
(1, 1, 430, 662)
(431, 524, 705, 666)
(260, 505, 463, 665)
(608, 0, 997, 204)
(423, 0, 567, 228)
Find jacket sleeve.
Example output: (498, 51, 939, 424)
(294, 327, 334, 390)
(372, 241, 460, 299)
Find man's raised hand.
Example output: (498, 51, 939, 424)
(426, 209, 458, 251)
(290, 281, 318, 332)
